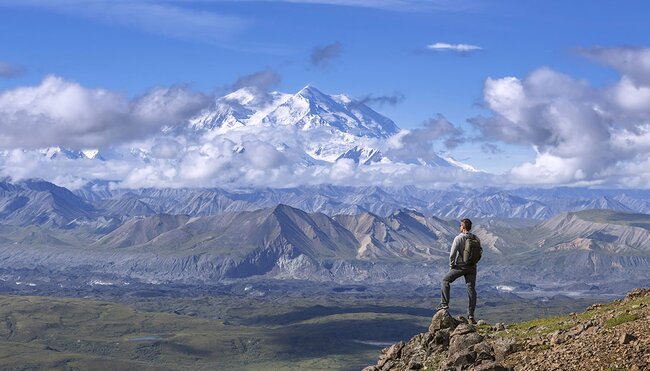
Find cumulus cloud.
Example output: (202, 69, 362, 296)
(581, 46, 650, 86)
(242, 140, 289, 169)
(427, 42, 482, 53)
(0, 61, 24, 78)
(387, 114, 463, 163)
(471, 50, 650, 186)
(0, 75, 209, 149)
(310, 42, 343, 67)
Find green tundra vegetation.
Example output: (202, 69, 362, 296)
(0, 292, 604, 370)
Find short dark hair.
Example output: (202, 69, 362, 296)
(460, 218, 472, 231)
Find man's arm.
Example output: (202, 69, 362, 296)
(449, 236, 461, 267)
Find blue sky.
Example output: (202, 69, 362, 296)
(1, 1, 650, 188)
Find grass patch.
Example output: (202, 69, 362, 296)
(605, 313, 637, 328)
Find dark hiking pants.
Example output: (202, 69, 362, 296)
(440, 265, 477, 317)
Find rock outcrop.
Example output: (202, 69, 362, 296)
(362, 310, 512, 370)
(364, 288, 650, 370)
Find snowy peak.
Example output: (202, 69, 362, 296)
(222, 87, 260, 106)
(295, 85, 329, 101)
(190, 85, 400, 139)
(39, 147, 104, 161)
(189, 88, 290, 130)
(263, 85, 399, 138)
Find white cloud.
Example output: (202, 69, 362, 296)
(151, 138, 183, 159)
(610, 76, 650, 112)
(582, 46, 650, 86)
(427, 42, 482, 53)
(472, 50, 650, 187)
(9, 46, 650, 190)
(386, 114, 463, 163)
(0, 75, 209, 149)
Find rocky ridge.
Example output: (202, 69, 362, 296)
(363, 288, 650, 370)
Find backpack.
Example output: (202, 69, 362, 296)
(463, 234, 482, 266)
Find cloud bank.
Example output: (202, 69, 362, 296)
(471, 47, 650, 188)
(3, 46, 650, 190)
(0, 74, 488, 190)
(0, 75, 209, 149)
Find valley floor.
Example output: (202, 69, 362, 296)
(0, 281, 610, 370)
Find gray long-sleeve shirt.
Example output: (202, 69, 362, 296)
(449, 232, 480, 267)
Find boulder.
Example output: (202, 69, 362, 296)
(549, 330, 566, 345)
(448, 349, 476, 367)
(493, 323, 507, 331)
(619, 333, 636, 345)
(429, 310, 460, 333)
(491, 336, 517, 362)
(377, 341, 404, 368)
(448, 332, 484, 356)
(473, 341, 496, 362)
(400, 334, 428, 366)
(451, 323, 476, 337)
(432, 328, 451, 347)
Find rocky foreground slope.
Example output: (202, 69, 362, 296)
(363, 288, 650, 370)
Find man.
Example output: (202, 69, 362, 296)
(438, 218, 480, 324)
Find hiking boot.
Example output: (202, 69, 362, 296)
(468, 317, 477, 325)
(437, 304, 449, 311)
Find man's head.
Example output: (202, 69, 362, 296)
(460, 218, 472, 232)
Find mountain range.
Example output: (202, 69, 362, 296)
(1, 83, 649, 294)
(5, 179, 650, 225)
(0, 178, 649, 294)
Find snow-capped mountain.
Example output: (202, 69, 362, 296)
(2, 85, 479, 189)
(187, 85, 469, 169)
(261, 86, 399, 138)
(189, 87, 291, 131)
(39, 147, 104, 160)
(190, 85, 399, 138)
